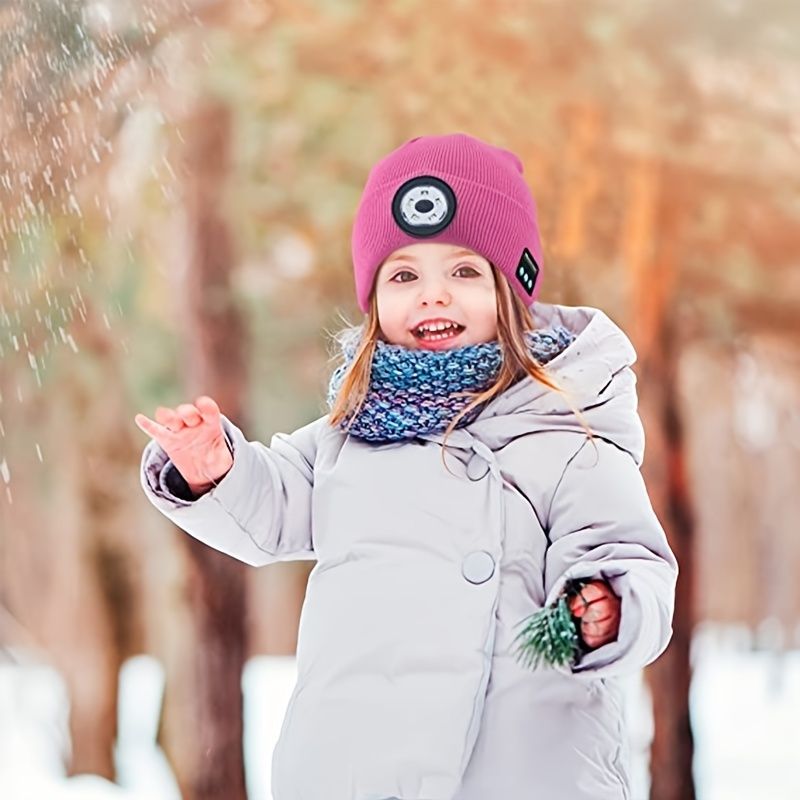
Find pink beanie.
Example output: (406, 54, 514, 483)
(351, 132, 544, 313)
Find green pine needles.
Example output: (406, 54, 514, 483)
(512, 578, 590, 670)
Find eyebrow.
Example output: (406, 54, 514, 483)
(385, 249, 481, 265)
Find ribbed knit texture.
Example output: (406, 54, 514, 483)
(326, 326, 576, 442)
(351, 133, 544, 312)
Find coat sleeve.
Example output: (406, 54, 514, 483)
(542, 436, 679, 679)
(140, 412, 327, 566)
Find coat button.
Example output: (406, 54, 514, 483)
(462, 550, 495, 584)
(466, 452, 490, 480)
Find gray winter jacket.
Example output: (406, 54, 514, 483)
(140, 301, 678, 800)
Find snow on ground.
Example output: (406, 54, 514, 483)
(242, 656, 297, 800)
(2, 626, 799, 799)
(689, 627, 800, 800)
(0, 654, 181, 800)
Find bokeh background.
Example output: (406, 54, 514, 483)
(2, 1, 800, 799)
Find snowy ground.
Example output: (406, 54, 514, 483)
(1, 625, 799, 799)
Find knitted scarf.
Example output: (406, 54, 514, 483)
(326, 325, 576, 442)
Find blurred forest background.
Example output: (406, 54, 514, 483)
(1, 1, 799, 799)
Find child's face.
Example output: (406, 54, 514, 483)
(373, 243, 498, 350)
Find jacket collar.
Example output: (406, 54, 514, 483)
(468, 302, 645, 465)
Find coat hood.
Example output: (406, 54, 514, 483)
(469, 302, 645, 465)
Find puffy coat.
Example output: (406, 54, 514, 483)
(140, 301, 679, 800)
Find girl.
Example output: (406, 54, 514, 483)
(135, 133, 678, 800)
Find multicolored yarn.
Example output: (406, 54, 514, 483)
(326, 325, 576, 442)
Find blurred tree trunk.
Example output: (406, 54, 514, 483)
(59, 317, 148, 778)
(164, 97, 250, 800)
(622, 157, 696, 800)
(641, 309, 697, 800)
(0, 270, 146, 779)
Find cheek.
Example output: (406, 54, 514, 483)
(471, 289, 498, 326)
(375, 292, 406, 333)
(478, 300, 499, 338)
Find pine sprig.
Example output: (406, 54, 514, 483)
(512, 579, 590, 670)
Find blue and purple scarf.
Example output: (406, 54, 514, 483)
(326, 325, 575, 442)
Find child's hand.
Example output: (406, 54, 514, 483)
(134, 395, 233, 496)
(568, 579, 621, 650)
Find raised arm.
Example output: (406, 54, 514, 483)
(140, 410, 327, 567)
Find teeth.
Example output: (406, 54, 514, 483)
(417, 321, 459, 334)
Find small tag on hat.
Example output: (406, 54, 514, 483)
(515, 248, 540, 296)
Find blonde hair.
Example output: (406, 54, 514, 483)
(328, 264, 597, 471)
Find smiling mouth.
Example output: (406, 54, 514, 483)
(412, 321, 466, 342)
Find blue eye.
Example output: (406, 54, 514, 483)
(390, 270, 416, 283)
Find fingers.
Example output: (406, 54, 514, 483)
(155, 406, 183, 432)
(564, 580, 621, 648)
(195, 395, 221, 418)
(568, 580, 618, 617)
(582, 613, 613, 632)
(570, 597, 614, 621)
(578, 581, 609, 604)
(134, 396, 221, 438)
(583, 632, 613, 649)
(580, 595, 620, 648)
(583, 598, 618, 623)
(134, 412, 171, 439)
(581, 614, 617, 647)
(582, 622, 618, 648)
(175, 403, 203, 426)
(569, 594, 590, 616)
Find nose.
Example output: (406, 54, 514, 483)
(418, 275, 451, 307)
